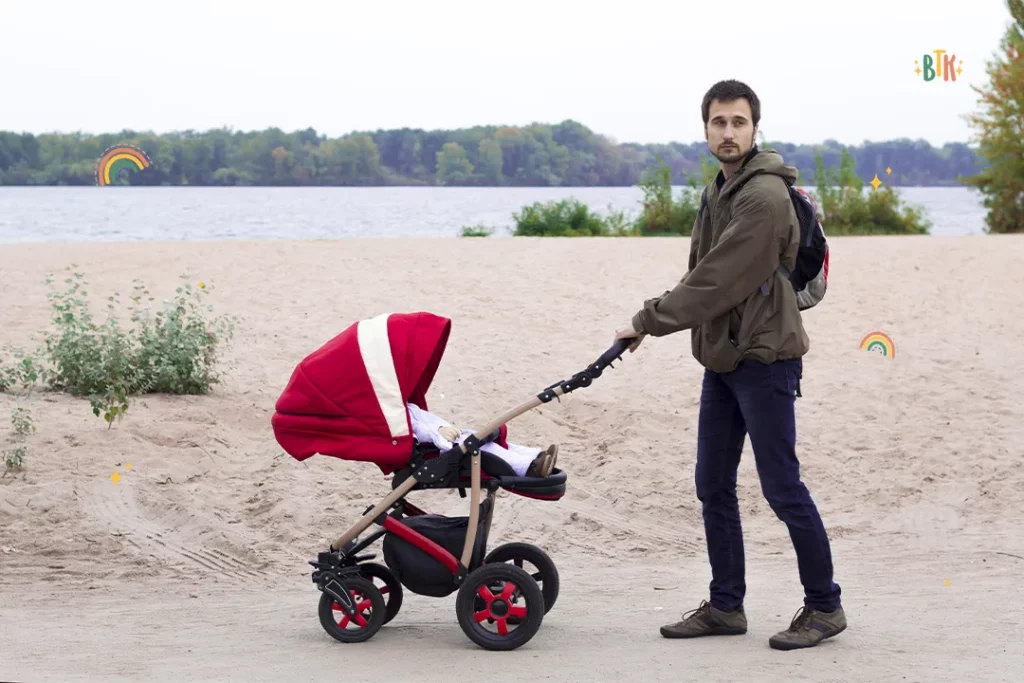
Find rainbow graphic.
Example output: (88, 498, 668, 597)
(96, 145, 151, 186)
(859, 330, 896, 358)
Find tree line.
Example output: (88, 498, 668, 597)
(0, 120, 984, 188)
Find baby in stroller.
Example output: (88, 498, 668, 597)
(406, 402, 558, 478)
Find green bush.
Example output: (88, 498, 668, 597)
(510, 160, 710, 238)
(1, 268, 236, 427)
(512, 198, 620, 236)
(629, 156, 719, 236)
(631, 162, 695, 235)
(460, 224, 494, 237)
(810, 150, 931, 235)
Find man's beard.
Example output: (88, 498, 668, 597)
(711, 143, 747, 163)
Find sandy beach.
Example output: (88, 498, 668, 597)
(2, 234, 1023, 683)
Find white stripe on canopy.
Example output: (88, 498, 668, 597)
(356, 313, 410, 438)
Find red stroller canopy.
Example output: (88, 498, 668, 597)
(272, 312, 451, 472)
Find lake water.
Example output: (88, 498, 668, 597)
(0, 185, 988, 243)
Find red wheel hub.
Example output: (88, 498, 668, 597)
(331, 589, 374, 629)
(474, 582, 527, 635)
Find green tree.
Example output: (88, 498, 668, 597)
(477, 138, 504, 184)
(435, 142, 473, 185)
(961, 0, 1024, 233)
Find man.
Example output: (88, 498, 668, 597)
(613, 79, 845, 651)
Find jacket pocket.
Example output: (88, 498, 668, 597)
(734, 281, 775, 352)
(698, 316, 741, 372)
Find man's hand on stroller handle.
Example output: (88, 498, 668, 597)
(613, 325, 646, 353)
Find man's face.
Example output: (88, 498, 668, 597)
(704, 98, 757, 164)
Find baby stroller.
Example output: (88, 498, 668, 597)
(271, 312, 632, 651)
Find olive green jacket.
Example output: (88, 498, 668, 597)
(631, 148, 810, 373)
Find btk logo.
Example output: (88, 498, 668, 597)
(915, 50, 963, 82)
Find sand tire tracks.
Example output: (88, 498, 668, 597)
(562, 492, 702, 552)
(81, 482, 270, 582)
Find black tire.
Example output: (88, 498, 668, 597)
(317, 575, 386, 643)
(484, 542, 559, 614)
(456, 563, 545, 651)
(359, 562, 403, 624)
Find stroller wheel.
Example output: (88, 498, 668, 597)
(318, 575, 386, 643)
(359, 562, 403, 624)
(456, 563, 544, 651)
(484, 542, 559, 614)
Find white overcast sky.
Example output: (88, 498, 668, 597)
(0, 0, 1013, 147)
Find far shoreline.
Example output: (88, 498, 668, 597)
(1, 232, 1015, 250)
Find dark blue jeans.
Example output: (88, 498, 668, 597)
(695, 357, 841, 612)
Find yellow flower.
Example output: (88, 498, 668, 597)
(197, 281, 205, 289)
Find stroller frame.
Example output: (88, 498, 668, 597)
(308, 338, 634, 650)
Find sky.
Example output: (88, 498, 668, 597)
(0, 0, 1014, 147)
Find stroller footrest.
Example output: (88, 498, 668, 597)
(480, 469, 567, 500)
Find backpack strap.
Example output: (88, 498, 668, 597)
(776, 181, 807, 283)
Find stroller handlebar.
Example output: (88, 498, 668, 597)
(443, 337, 637, 459)
(594, 337, 636, 373)
(536, 336, 635, 404)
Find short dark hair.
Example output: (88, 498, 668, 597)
(701, 80, 761, 126)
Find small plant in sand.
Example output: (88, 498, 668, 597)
(9, 407, 34, 437)
(0, 267, 236, 429)
(1, 365, 37, 476)
(3, 406, 34, 474)
(2, 444, 28, 475)
(0, 354, 42, 394)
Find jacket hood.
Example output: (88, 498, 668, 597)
(742, 148, 799, 183)
(718, 146, 799, 199)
